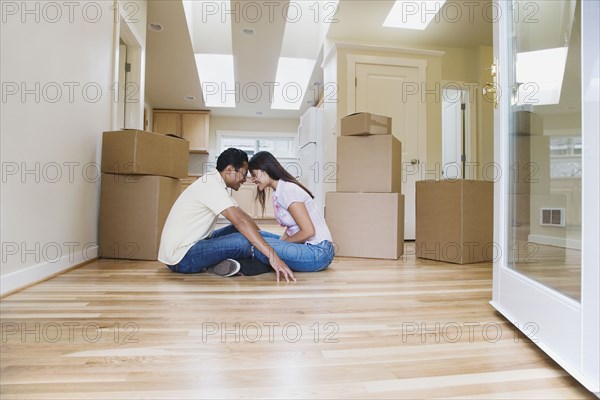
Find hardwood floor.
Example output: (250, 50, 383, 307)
(0, 250, 594, 399)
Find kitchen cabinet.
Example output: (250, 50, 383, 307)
(231, 183, 275, 219)
(152, 109, 209, 153)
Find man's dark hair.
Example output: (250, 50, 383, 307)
(216, 148, 249, 172)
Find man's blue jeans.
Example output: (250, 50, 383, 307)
(167, 225, 260, 274)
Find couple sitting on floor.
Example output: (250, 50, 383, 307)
(158, 148, 335, 282)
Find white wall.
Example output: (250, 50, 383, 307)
(0, 1, 147, 296)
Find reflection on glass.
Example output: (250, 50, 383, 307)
(507, 0, 582, 301)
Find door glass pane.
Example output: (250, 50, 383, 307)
(507, 0, 582, 301)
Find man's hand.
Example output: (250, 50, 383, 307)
(270, 255, 296, 282)
(222, 206, 296, 283)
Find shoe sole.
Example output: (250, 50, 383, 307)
(209, 259, 241, 277)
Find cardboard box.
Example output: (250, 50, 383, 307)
(341, 112, 392, 136)
(101, 129, 189, 179)
(99, 174, 181, 260)
(337, 135, 402, 193)
(326, 192, 404, 259)
(509, 135, 550, 196)
(416, 180, 493, 264)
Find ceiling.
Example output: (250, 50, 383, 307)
(145, 0, 493, 119)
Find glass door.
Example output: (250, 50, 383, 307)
(491, 0, 598, 393)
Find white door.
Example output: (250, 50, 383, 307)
(441, 88, 463, 179)
(491, 0, 599, 393)
(352, 58, 427, 239)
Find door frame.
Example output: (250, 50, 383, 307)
(346, 55, 428, 166)
(490, 0, 599, 393)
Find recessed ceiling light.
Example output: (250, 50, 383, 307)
(185, 96, 196, 101)
(241, 28, 255, 36)
(148, 23, 163, 32)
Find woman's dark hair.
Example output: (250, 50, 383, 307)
(216, 148, 249, 172)
(248, 151, 314, 215)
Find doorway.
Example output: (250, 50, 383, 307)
(441, 86, 476, 180)
(112, 14, 144, 130)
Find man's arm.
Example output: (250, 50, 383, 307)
(221, 206, 296, 282)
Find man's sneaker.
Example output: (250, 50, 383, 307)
(206, 259, 241, 277)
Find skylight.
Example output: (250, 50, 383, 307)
(194, 54, 236, 108)
(271, 57, 316, 110)
(383, 0, 446, 30)
(516, 47, 569, 106)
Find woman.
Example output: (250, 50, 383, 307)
(248, 151, 334, 272)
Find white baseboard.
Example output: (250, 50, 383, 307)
(0, 245, 98, 297)
(528, 234, 582, 250)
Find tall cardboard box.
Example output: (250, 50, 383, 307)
(341, 112, 392, 136)
(99, 174, 181, 260)
(101, 130, 189, 179)
(326, 192, 404, 259)
(337, 135, 402, 193)
(416, 180, 493, 264)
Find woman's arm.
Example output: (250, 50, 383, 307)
(283, 202, 315, 243)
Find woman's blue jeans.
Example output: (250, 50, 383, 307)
(255, 231, 335, 272)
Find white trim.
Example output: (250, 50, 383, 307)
(346, 55, 428, 166)
(527, 234, 582, 250)
(0, 246, 99, 297)
(323, 41, 445, 67)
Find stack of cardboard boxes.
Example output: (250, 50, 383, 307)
(325, 113, 405, 259)
(99, 130, 189, 260)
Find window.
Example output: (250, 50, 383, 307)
(217, 132, 297, 159)
(550, 136, 582, 178)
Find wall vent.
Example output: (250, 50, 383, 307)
(540, 208, 566, 227)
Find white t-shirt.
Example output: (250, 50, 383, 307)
(158, 170, 237, 265)
(272, 180, 332, 245)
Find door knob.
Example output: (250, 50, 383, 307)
(410, 158, 420, 165)
(483, 58, 499, 109)
(482, 82, 499, 109)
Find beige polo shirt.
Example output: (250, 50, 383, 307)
(158, 170, 238, 265)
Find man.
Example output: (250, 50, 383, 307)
(158, 148, 295, 282)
